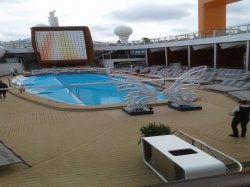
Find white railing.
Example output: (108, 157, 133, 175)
(1, 24, 250, 50)
(174, 130, 243, 173)
(31, 67, 111, 75)
(94, 24, 250, 47)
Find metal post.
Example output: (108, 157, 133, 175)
(145, 49, 148, 66)
(246, 41, 250, 72)
(164, 47, 168, 67)
(188, 45, 191, 68)
(213, 30, 216, 37)
(214, 43, 217, 69)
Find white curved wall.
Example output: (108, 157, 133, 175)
(98, 58, 145, 69)
(0, 47, 5, 58)
(0, 63, 24, 75)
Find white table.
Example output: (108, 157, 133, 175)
(142, 135, 226, 182)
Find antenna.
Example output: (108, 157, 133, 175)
(48, 10, 59, 26)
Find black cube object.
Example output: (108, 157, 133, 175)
(122, 107, 154, 116)
(168, 103, 202, 111)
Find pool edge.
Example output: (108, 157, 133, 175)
(9, 88, 168, 112)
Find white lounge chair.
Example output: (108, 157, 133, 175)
(0, 140, 31, 168)
(203, 80, 248, 92)
(229, 90, 250, 101)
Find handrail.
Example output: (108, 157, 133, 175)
(15, 78, 168, 89)
(1, 24, 250, 49)
(174, 130, 243, 172)
(94, 23, 250, 48)
(31, 67, 111, 76)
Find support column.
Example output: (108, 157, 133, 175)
(213, 43, 217, 69)
(198, 0, 240, 37)
(246, 41, 250, 72)
(145, 49, 148, 66)
(164, 47, 168, 67)
(188, 46, 191, 68)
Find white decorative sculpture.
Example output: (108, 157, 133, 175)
(115, 77, 157, 112)
(113, 66, 207, 114)
(163, 66, 207, 106)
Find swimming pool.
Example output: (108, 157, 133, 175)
(21, 73, 165, 106)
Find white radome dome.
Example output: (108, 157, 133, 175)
(114, 25, 133, 43)
(114, 26, 133, 37)
(0, 47, 5, 58)
(34, 24, 49, 27)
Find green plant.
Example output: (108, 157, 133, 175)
(141, 37, 151, 43)
(138, 122, 171, 144)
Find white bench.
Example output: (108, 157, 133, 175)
(142, 135, 227, 182)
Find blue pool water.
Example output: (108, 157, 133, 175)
(22, 73, 165, 106)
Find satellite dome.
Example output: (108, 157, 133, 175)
(34, 24, 49, 27)
(0, 47, 5, 58)
(114, 25, 133, 43)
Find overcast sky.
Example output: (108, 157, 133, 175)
(0, 0, 249, 42)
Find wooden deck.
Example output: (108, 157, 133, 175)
(0, 76, 249, 187)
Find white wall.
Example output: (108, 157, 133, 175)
(98, 59, 115, 69)
(98, 58, 145, 69)
(6, 58, 19, 63)
(0, 63, 24, 75)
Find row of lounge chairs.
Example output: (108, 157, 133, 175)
(114, 65, 250, 101)
(203, 79, 250, 101)
(118, 65, 249, 83)
(214, 68, 249, 81)
(228, 91, 250, 102)
(203, 80, 250, 92)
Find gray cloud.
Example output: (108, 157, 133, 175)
(90, 25, 116, 41)
(171, 27, 194, 34)
(105, 3, 195, 23)
(0, 0, 25, 3)
(90, 25, 113, 36)
(227, 16, 249, 27)
(1, 31, 29, 41)
(90, 25, 111, 33)
(227, 1, 250, 26)
(227, 1, 249, 15)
